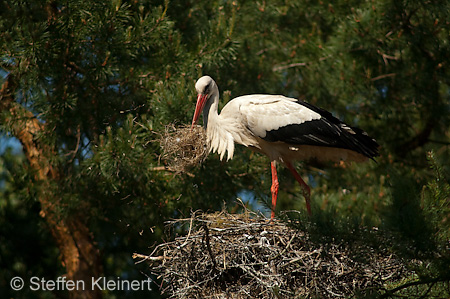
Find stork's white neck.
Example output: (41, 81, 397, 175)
(202, 85, 220, 129)
(200, 84, 237, 161)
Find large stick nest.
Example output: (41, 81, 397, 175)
(134, 210, 411, 298)
(159, 124, 208, 173)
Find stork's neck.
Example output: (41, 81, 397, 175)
(202, 86, 220, 129)
(201, 84, 237, 161)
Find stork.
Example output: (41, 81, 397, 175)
(191, 76, 379, 219)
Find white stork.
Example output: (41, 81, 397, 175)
(191, 76, 379, 219)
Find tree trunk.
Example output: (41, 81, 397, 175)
(39, 196, 103, 299)
(1, 78, 103, 298)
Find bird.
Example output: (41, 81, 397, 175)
(191, 75, 379, 219)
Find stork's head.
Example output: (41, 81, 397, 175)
(191, 76, 216, 127)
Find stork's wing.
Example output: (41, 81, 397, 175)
(236, 95, 321, 137)
(236, 95, 379, 159)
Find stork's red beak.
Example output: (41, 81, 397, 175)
(191, 94, 208, 128)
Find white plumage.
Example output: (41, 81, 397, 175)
(191, 75, 379, 219)
(238, 95, 322, 137)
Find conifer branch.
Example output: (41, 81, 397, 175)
(381, 276, 448, 298)
(396, 114, 435, 155)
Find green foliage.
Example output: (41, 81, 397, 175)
(424, 151, 450, 242)
(0, 147, 61, 299)
(378, 152, 450, 298)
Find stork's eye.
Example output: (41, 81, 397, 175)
(204, 82, 211, 94)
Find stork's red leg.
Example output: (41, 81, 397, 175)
(285, 162, 312, 216)
(270, 161, 279, 219)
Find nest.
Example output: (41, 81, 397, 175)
(159, 124, 209, 173)
(134, 210, 411, 298)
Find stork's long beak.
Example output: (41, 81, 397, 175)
(191, 94, 208, 128)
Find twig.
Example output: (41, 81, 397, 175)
(272, 56, 331, 72)
(179, 214, 195, 248)
(370, 73, 396, 81)
(202, 223, 217, 270)
(132, 253, 170, 263)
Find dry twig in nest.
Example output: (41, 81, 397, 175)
(134, 210, 411, 298)
(159, 124, 208, 173)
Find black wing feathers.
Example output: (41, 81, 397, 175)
(263, 100, 379, 159)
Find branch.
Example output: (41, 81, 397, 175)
(396, 117, 435, 155)
(272, 56, 331, 72)
(202, 223, 217, 270)
(0, 75, 56, 180)
(132, 253, 171, 263)
(380, 276, 448, 298)
(0, 74, 18, 109)
(272, 62, 307, 71)
(371, 73, 396, 81)
(151, 166, 195, 177)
